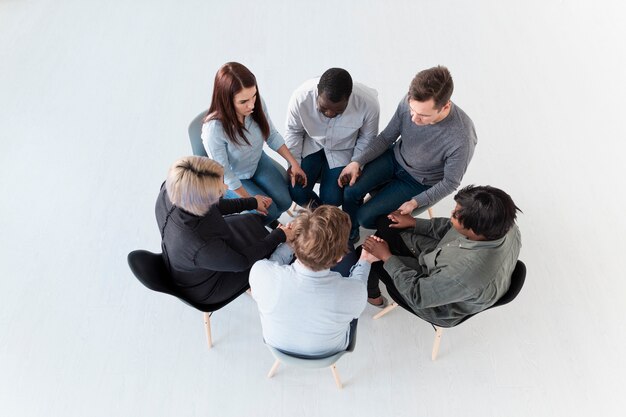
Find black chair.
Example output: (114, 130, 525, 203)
(374, 260, 527, 360)
(127, 250, 248, 349)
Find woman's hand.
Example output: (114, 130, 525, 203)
(254, 195, 273, 215)
(288, 165, 308, 188)
(278, 222, 295, 243)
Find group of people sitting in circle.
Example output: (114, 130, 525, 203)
(155, 62, 522, 358)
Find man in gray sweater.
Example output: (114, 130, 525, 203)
(362, 185, 521, 322)
(340, 66, 477, 242)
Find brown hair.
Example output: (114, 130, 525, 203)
(408, 65, 454, 109)
(291, 206, 351, 271)
(204, 62, 270, 145)
(165, 156, 225, 216)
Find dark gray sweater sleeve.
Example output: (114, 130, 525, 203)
(353, 99, 403, 166)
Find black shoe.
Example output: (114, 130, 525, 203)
(349, 229, 360, 244)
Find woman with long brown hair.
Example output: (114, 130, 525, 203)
(201, 62, 306, 226)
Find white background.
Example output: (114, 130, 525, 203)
(1, 1, 624, 416)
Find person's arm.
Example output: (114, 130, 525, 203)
(195, 228, 286, 272)
(276, 144, 307, 187)
(412, 218, 453, 240)
(217, 197, 257, 215)
(339, 98, 402, 186)
(413, 134, 475, 209)
(283, 92, 306, 165)
(384, 256, 472, 311)
(267, 242, 295, 265)
(352, 98, 404, 167)
(351, 96, 380, 163)
(202, 121, 243, 191)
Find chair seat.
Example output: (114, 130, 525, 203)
(266, 345, 348, 369)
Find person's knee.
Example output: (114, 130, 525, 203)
(317, 183, 341, 206)
(356, 206, 377, 229)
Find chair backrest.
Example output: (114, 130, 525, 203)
(127, 250, 177, 295)
(188, 109, 209, 157)
(492, 260, 526, 308)
(454, 259, 526, 326)
(127, 249, 249, 313)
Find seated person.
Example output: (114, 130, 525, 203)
(250, 206, 378, 357)
(341, 66, 477, 243)
(362, 185, 521, 326)
(155, 156, 288, 305)
(202, 62, 304, 226)
(284, 68, 379, 209)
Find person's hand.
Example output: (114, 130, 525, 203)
(388, 210, 417, 229)
(254, 195, 272, 216)
(398, 199, 418, 215)
(337, 161, 361, 188)
(287, 165, 307, 188)
(359, 246, 380, 263)
(362, 235, 392, 262)
(278, 223, 295, 243)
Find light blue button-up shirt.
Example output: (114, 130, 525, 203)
(250, 243, 370, 356)
(201, 100, 285, 190)
(284, 79, 380, 169)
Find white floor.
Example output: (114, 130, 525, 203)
(1, 1, 625, 416)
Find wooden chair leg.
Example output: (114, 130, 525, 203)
(286, 202, 297, 218)
(432, 326, 443, 360)
(203, 312, 212, 349)
(373, 302, 399, 320)
(267, 359, 280, 378)
(330, 364, 343, 389)
(427, 207, 434, 219)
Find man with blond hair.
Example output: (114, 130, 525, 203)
(250, 205, 378, 357)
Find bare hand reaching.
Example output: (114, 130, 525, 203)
(287, 165, 308, 188)
(397, 199, 418, 215)
(254, 195, 273, 216)
(362, 235, 392, 262)
(337, 161, 361, 188)
(387, 210, 417, 229)
(278, 222, 295, 243)
(359, 246, 380, 263)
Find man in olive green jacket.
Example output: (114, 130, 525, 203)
(363, 185, 521, 327)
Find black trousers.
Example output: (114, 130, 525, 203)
(366, 215, 415, 300)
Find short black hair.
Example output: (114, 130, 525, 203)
(453, 185, 521, 240)
(317, 68, 353, 103)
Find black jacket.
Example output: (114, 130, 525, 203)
(155, 184, 285, 303)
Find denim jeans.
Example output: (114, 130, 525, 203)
(224, 152, 292, 224)
(289, 149, 344, 208)
(343, 148, 431, 233)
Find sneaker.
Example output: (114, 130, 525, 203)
(367, 295, 388, 309)
(349, 229, 360, 244)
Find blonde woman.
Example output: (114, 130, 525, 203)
(155, 156, 289, 304)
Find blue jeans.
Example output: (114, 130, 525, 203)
(330, 242, 358, 277)
(343, 148, 430, 232)
(289, 149, 344, 208)
(224, 152, 292, 224)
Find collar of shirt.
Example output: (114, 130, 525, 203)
(293, 259, 332, 277)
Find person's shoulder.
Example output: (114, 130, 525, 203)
(290, 78, 318, 102)
(449, 103, 475, 128)
(201, 118, 227, 141)
(352, 82, 378, 100)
